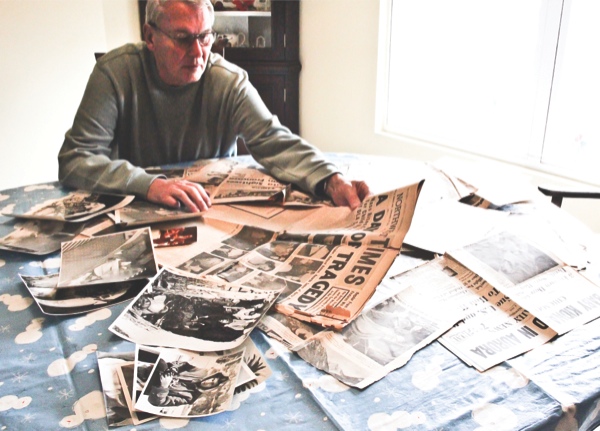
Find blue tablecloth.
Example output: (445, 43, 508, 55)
(2, 158, 600, 431)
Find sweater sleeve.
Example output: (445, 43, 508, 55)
(57, 64, 158, 197)
(210, 60, 341, 195)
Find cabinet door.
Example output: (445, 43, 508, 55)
(216, 1, 299, 63)
(238, 62, 301, 134)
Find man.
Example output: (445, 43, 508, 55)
(58, 0, 369, 213)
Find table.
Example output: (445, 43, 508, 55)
(1, 153, 600, 431)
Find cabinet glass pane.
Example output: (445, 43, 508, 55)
(212, 1, 272, 49)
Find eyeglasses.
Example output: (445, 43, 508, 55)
(149, 22, 217, 48)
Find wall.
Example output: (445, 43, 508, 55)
(0, 0, 140, 191)
(0, 0, 597, 232)
(299, 0, 600, 233)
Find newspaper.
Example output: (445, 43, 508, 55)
(448, 231, 600, 336)
(260, 257, 463, 388)
(429, 231, 600, 370)
(146, 157, 325, 207)
(152, 181, 424, 329)
(111, 199, 203, 227)
(273, 181, 424, 328)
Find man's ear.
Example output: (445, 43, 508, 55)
(144, 23, 156, 51)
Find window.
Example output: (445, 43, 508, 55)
(380, 0, 600, 186)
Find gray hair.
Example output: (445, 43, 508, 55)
(145, 0, 214, 25)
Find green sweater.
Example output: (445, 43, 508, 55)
(58, 42, 338, 198)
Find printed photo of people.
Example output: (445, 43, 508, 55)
(276, 232, 310, 243)
(215, 262, 253, 282)
(275, 257, 324, 283)
(312, 233, 344, 247)
(134, 348, 243, 418)
(178, 251, 225, 275)
(241, 272, 301, 301)
(297, 243, 334, 260)
(222, 226, 275, 251)
(243, 254, 277, 272)
(109, 268, 280, 351)
(17, 190, 132, 222)
(117, 199, 197, 226)
(28, 191, 105, 219)
(211, 244, 246, 260)
(255, 240, 299, 262)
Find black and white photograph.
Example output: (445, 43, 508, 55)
(241, 254, 277, 272)
(222, 225, 274, 251)
(116, 361, 157, 425)
(96, 351, 136, 428)
(20, 273, 148, 315)
(178, 251, 226, 274)
(115, 199, 201, 226)
(341, 295, 437, 366)
(134, 348, 244, 418)
(275, 256, 324, 283)
(463, 231, 559, 285)
(214, 261, 254, 282)
(255, 240, 299, 262)
(0, 219, 85, 255)
(2, 190, 134, 222)
(241, 272, 301, 298)
(297, 243, 335, 260)
(58, 227, 158, 287)
(211, 244, 247, 260)
(234, 338, 272, 395)
(109, 267, 280, 351)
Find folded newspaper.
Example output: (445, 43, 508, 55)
(153, 180, 424, 330)
(145, 158, 326, 207)
(401, 230, 600, 372)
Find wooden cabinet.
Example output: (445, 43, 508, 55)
(137, 0, 301, 135)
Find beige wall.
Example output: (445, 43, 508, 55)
(0, 0, 597, 232)
(0, 0, 139, 191)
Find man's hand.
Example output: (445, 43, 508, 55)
(324, 173, 371, 210)
(147, 178, 211, 213)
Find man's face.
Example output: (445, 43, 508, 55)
(145, 2, 214, 86)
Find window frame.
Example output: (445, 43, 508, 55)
(375, 0, 599, 188)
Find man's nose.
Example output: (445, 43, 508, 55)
(188, 38, 203, 56)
